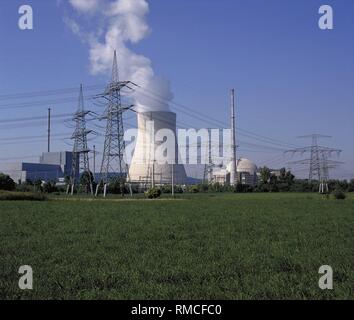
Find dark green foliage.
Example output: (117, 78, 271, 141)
(0, 191, 46, 201)
(33, 179, 43, 192)
(173, 185, 184, 194)
(160, 185, 172, 194)
(0, 173, 16, 191)
(188, 185, 199, 193)
(259, 166, 271, 184)
(348, 179, 354, 192)
(79, 171, 94, 194)
(235, 183, 254, 193)
(209, 182, 224, 192)
(145, 187, 162, 199)
(277, 168, 295, 192)
(257, 167, 294, 193)
(160, 185, 184, 194)
(198, 184, 209, 193)
(333, 189, 346, 200)
(108, 177, 128, 195)
(289, 180, 318, 193)
(16, 181, 34, 193)
(43, 181, 59, 194)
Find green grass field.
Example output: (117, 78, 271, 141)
(0, 193, 353, 300)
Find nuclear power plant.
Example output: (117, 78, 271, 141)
(0, 50, 343, 193)
(0, 52, 263, 193)
(0, 67, 256, 193)
(128, 111, 188, 185)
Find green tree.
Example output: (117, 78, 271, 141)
(0, 173, 16, 191)
(145, 187, 161, 199)
(34, 179, 43, 192)
(269, 174, 279, 192)
(43, 181, 58, 194)
(277, 168, 295, 192)
(108, 176, 127, 196)
(348, 179, 354, 192)
(80, 171, 94, 194)
(259, 167, 271, 184)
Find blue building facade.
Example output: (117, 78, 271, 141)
(0, 151, 75, 183)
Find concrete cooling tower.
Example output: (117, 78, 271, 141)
(129, 111, 187, 185)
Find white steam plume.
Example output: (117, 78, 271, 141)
(66, 0, 172, 112)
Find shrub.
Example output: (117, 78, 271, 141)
(188, 185, 200, 193)
(16, 183, 34, 193)
(108, 177, 129, 195)
(0, 191, 47, 201)
(174, 185, 184, 194)
(33, 179, 43, 192)
(43, 182, 58, 194)
(80, 171, 95, 194)
(199, 184, 209, 193)
(161, 185, 172, 194)
(145, 188, 161, 199)
(333, 190, 346, 200)
(235, 183, 254, 193)
(0, 173, 16, 191)
(256, 183, 270, 193)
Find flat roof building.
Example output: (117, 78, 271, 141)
(0, 151, 75, 183)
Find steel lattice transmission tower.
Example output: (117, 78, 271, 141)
(95, 50, 136, 197)
(203, 129, 214, 184)
(286, 134, 342, 193)
(68, 84, 93, 195)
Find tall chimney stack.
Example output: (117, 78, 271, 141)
(230, 89, 237, 186)
(47, 107, 51, 153)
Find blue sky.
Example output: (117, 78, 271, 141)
(0, 0, 353, 179)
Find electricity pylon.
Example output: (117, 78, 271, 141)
(95, 50, 136, 197)
(68, 84, 93, 195)
(203, 130, 214, 184)
(286, 134, 342, 193)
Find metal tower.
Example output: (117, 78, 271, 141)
(68, 84, 93, 195)
(95, 50, 136, 197)
(286, 134, 342, 193)
(202, 129, 214, 184)
(203, 163, 214, 184)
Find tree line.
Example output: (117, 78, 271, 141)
(1, 166, 354, 194)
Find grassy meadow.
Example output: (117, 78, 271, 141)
(0, 193, 353, 300)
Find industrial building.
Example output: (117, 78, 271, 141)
(129, 111, 188, 185)
(212, 158, 258, 186)
(0, 151, 75, 183)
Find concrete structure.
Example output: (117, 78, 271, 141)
(40, 151, 74, 176)
(212, 168, 229, 185)
(236, 158, 258, 186)
(212, 158, 258, 186)
(0, 163, 62, 183)
(0, 152, 74, 183)
(129, 111, 187, 185)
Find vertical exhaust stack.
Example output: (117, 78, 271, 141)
(47, 108, 51, 153)
(230, 89, 237, 186)
(129, 111, 187, 185)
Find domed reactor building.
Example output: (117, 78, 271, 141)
(128, 111, 187, 186)
(236, 158, 258, 186)
(212, 158, 258, 186)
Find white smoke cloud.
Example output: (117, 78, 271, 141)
(69, 0, 99, 12)
(66, 0, 172, 112)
